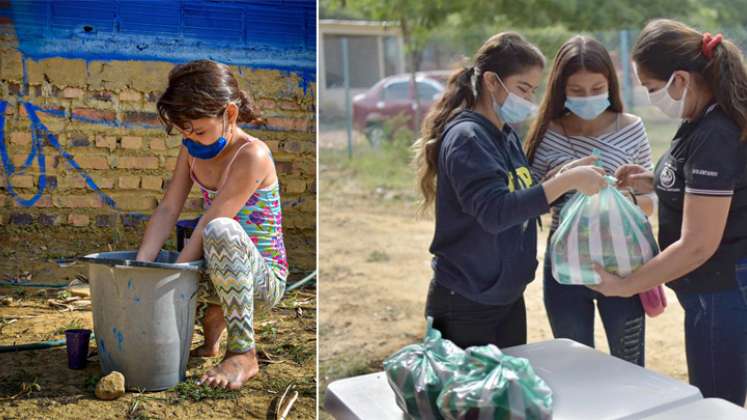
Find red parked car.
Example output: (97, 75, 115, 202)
(352, 71, 450, 146)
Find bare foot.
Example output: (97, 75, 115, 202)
(198, 348, 259, 390)
(190, 304, 226, 357)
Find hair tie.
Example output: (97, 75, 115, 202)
(469, 67, 479, 97)
(702, 32, 723, 59)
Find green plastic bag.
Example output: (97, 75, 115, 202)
(383, 317, 466, 419)
(550, 176, 659, 285)
(437, 345, 553, 420)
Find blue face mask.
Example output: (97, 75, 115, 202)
(182, 136, 228, 160)
(491, 75, 538, 124)
(181, 113, 229, 160)
(565, 93, 610, 120)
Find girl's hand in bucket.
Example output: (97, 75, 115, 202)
(565, 165, 607, 196)
(615, 164, 654, 193)
(588, 263, 636, 297)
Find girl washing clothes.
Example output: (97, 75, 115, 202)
(414, 32, 607, 349)
(592, 19, 747, 405)
(135, 59, 287, 390)
(524, 35, 655, 367)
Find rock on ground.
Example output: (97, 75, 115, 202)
(95, 371, 125, 400)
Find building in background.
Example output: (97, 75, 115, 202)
(319, 19, 404, 116)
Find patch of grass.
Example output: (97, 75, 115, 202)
(259, 325, 279, 342)
(126, 398, 151, 420)
(322, 127, 417, 193)
(125, 394, 160, 420)
(263, 375, 296, 395)
(56, 290, 72, 300)
(55, 318, 84, 335)
(0, 370, 42, 399)
(170, 380, 238, 402)
(83, 374, 101, 394)
(366, 250, 390, 263)
(265, 338, 313, 366)
(264, 376, 316, 399)
(11, 287, 27, 299)
(286, 342, 313, 366)
(322, 356, 380, 384)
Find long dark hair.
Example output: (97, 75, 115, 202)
(157, 59, 263, 134)
(525, 35, 624, 163)
(633, 19, 747, 141)
(414, 32, 545, 210)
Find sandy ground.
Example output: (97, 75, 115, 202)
(318, 131, 691, 414)
(0, 227, 316, 419)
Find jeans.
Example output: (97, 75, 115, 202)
(543, 249, 646, 366)
(425, 279, 527, 349)
(675, 257, 747, 406)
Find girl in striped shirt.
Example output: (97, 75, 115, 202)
(524, 36, 655, 366)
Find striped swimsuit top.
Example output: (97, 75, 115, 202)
(189, 137, 288, 280)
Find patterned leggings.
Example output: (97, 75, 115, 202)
(197, 217, 286, 353)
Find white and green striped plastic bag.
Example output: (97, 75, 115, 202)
(550, 176, 659, 285)
(383, 317, 466, 419)
(437, 344, 553, 420)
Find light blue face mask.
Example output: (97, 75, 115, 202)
(491, 74, 538, 124)
(565, 93, 610, 120)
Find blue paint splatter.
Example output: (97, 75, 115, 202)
(127, 279, 132, 289)
(0, 101, 118, 208)
(133, 296, 140, 304)
(112, 327, 124, 352)
(98, 338, 117, 372)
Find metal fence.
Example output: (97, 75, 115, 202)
(320, 25, 747, 160)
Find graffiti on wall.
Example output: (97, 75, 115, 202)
(0, 0, 316, 209)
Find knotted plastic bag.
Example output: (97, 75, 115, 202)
(437, 344, 553, 420)
(550, 176, 659, 285)
(383, 317, 465, 419)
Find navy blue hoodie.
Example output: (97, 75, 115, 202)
(430, 110, 550, 305)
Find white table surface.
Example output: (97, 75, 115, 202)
(325, 338, 703, 420)
(640, 398, 747, 419)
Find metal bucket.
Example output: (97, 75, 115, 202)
(81, 250, 203, 391)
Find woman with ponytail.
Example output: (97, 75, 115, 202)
(592, 20, 747, 404)
(414, 33, 607, 349)
(136, 59, 288, 390)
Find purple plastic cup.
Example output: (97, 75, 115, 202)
(64, 329, 91, 369)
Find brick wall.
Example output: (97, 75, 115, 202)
(0, 30, 316, 272)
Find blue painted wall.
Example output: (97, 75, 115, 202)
(2, 0, 316, 85)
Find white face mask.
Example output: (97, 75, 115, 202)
(648, 73, 688, 119)
(491, 74, 538, 124)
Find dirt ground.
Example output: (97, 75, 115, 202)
(0, 226, 317, 419)
(318, 130, 691, 414)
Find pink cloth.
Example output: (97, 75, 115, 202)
(639, 285, 668, 317)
